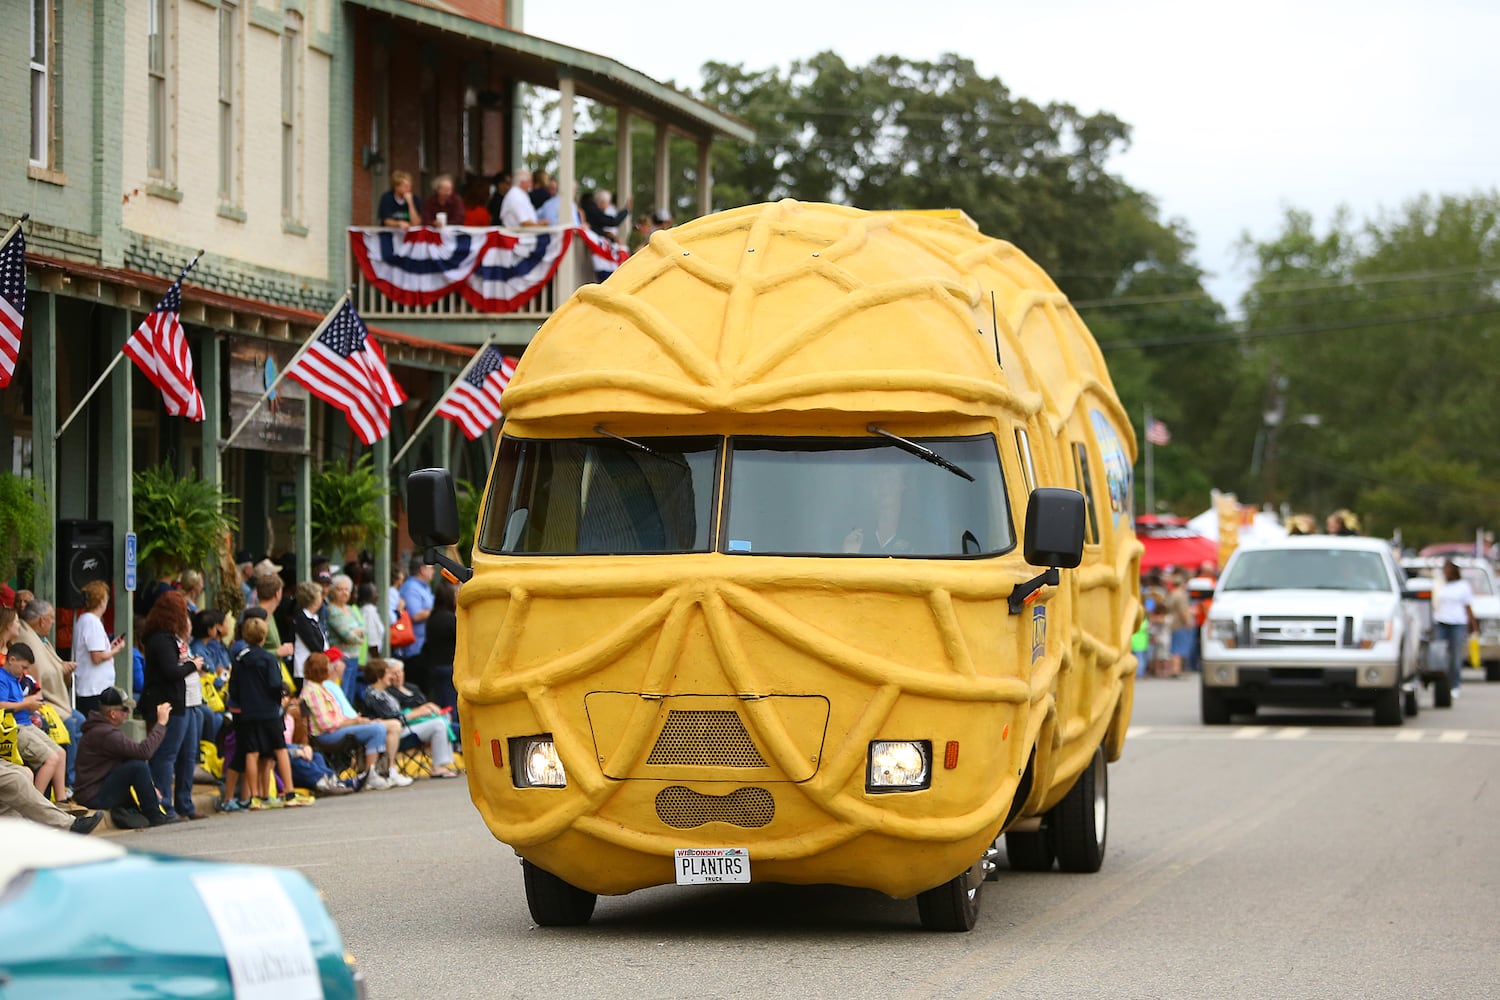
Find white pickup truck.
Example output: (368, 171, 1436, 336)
(1201, 536, 1427, 725)
(1401, 555, 1500, 685)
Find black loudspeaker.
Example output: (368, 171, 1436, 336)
(57, 519, 112, 609)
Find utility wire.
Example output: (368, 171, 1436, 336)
(1099, 302, 1500, 352)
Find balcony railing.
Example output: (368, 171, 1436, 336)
(347, 225, 603, 322)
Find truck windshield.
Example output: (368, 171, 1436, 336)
(1220, 549, 1393, 593)
(477, 436, 719, 554)
(723, 435, 1012, 557)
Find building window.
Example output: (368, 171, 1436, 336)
(280, 12, 302, 220)
(463, 87, 482, 177)
(147, 0, 169, 177)
(29, 0, 51, 167)
(419, 66, 437, 193)
(217, 1, 238, 202)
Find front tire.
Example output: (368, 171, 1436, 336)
(1402, 685, 1420, 718)
(522, 860, 597, 926)
(1485, 660, 1500, 683)
(1051, 747, 1108, 873)
(1373, 686, 1403, 726)
(1201, 685, 1231, 725)
(1434, 675, 1453, 708)
(917, 857, 984, 932)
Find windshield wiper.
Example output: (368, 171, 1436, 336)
(867, 424, 974, 482)
(593, 426, 689, 468)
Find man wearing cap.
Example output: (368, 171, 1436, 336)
(75, 687, 175, 828)
(237, 552, 256, 608)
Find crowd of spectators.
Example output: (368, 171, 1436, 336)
(0, 549, 465, 835)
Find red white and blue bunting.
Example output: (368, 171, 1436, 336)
(349, 225, 630, 314)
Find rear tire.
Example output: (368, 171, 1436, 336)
(917, 857, 984, 932)
(1434, 676, 1453, 709)
(1373, 687, 1403, 726)
(1402, 685, 1420, 718)
(522, 860, 597, 926)
(1201, 686, 1231, 725)
(1051, 747, 1107, 874)
(1004, 827, 1055, 872)
(1485, 661, 1500, 683)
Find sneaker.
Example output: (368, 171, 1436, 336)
(315, 775, 352, 796)
(364, 770, 392, 791)
(386, 769, 413, 787)
(216, 797, 246, 813)
(110, 806, 152, 830)
(70, 812, 103, 836)
(283, 793, 311, 807)
(1453, 688, 1462, 699)
(248, 797, 268, 811)
(263, 795, 285, 809)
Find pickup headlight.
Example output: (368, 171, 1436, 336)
(867, 741, 930, 792)
(1358, 618, 1392, 649)
(1207, 618, 1238, 648)
(1480, 618, 1500, 640)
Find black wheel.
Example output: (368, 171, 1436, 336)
(1004, 827, 1054, 871)
(1373, 687, 1403, 726)
(1402, 685, 1420, 718)
(917, 857, 984, 932)
(1201, 685, 1231, 725)
(1051, 747, 1107, 874)
(1434, 676, 1453, 709)
(1485, 661, 1500, 683)
(521, 860, 597, 926)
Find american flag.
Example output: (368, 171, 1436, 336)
(122, 271, 205, 420)
(0, 227, 25, 389)
(435, 346, 516, 440)
(1145, 418, 1171, 447)
(287, 299, 406, 445)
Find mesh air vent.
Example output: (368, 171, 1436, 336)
(655, 786, 775, 829)
(647, 710, 766, 767)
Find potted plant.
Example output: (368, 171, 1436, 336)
(0, 472, 50, 588)
(133, 464, 240, 579)
(308, 454, 389, 561)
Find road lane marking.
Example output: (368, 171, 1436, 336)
(1439, 730, 1469, 743)
(1124, 725, 1500, 747)
(1272, 727, 1310, 740)
(1395, 730, 1424, 742)
(1128, 726, 1153, 737)
(1232, 726, 1264, 739)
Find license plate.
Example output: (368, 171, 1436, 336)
(674, 847, 751, 885)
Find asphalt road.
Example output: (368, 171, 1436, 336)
(136, 670, 1500, 999)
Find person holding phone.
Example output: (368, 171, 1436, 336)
(138, 591, 207, 821)
(72, 581, 128, 715)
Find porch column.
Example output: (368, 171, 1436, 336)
(296, 414, 311, 583)
(29, 293, 57, 607)
(109, 309, 133, 694)
(697, 138, 713, 217)
(555, 71, 578, 302)
(199, 333, 222, 605)
(616, 109, 633, 213)
(654, 122, 671, 220)
(375, 433, 391, 656)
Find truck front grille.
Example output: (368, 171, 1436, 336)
(1249, 615, 1348, 648)
(655, 786, 774, 829)
(647, 710, 766, 768)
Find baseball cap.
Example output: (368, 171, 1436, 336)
(651, 210, 673, 225)
(98, 687, 135, 711)
(314, 569, 333, 585)
(240, 605, 269, 621)
(253, 558, 283, 576)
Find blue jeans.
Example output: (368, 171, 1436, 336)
(1436, 622, 1468, 691)
(315, 722, 387, 756)
(148, 713, 200, 818)
(193, 704, 221, 743)
(63, 709, 84, 787)
(83, 758, 167, 819)
(288, 745, 337, 788)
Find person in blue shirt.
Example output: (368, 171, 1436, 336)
(189, 610, 231, 742)
(398, 559, 435, 659)
(2, 641, 67, 800)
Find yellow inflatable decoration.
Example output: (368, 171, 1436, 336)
(410, 201, 1142, 931)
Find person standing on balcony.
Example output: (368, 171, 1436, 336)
(583, 189, 631, 241)
(499, 170, 545, 229)
(378, 171, 423, 229)
(530, 169, 553, 210)
(462, 176, 493, 226)
(539, 182, 581, 226)
(486, 171, 512, 225)
(426, 175, 465, 228)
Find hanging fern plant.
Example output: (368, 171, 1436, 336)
(0, 473, 51, 585)
(307, 454, 389, 559)
(133, 464, 239, 578)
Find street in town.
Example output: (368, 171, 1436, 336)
(135, 675, 1500, 999)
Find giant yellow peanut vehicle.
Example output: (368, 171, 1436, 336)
(407, 200, 1143, 931)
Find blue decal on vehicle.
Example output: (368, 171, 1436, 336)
(1031, 605, 1047, 663)
(1091, 409, 1133, 524)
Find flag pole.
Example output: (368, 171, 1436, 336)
(390, 334, 496, 468)
(220, 290, 351, 450)
(1, 213, 29, 248)
(55, 249, 204, 442)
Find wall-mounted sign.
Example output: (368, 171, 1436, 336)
(227, 338, 309, 453)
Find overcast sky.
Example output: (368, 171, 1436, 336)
(526, 0, 1499, 312)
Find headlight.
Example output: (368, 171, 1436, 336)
(1480, 618, 1500, 639)
(867, 741, 930, 792)
(511, 736, 566, 788)
(1358, 618, 1391, 649)
(1208, 619, 1237, 648)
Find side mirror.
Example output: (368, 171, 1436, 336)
(405, 469, 473, 584)
(1023, 487, 1086, 569)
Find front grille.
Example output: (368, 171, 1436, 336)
(655, 786, 775, 829)
(647, 710, 766, 768)
(1250, 615, 1346, 648)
